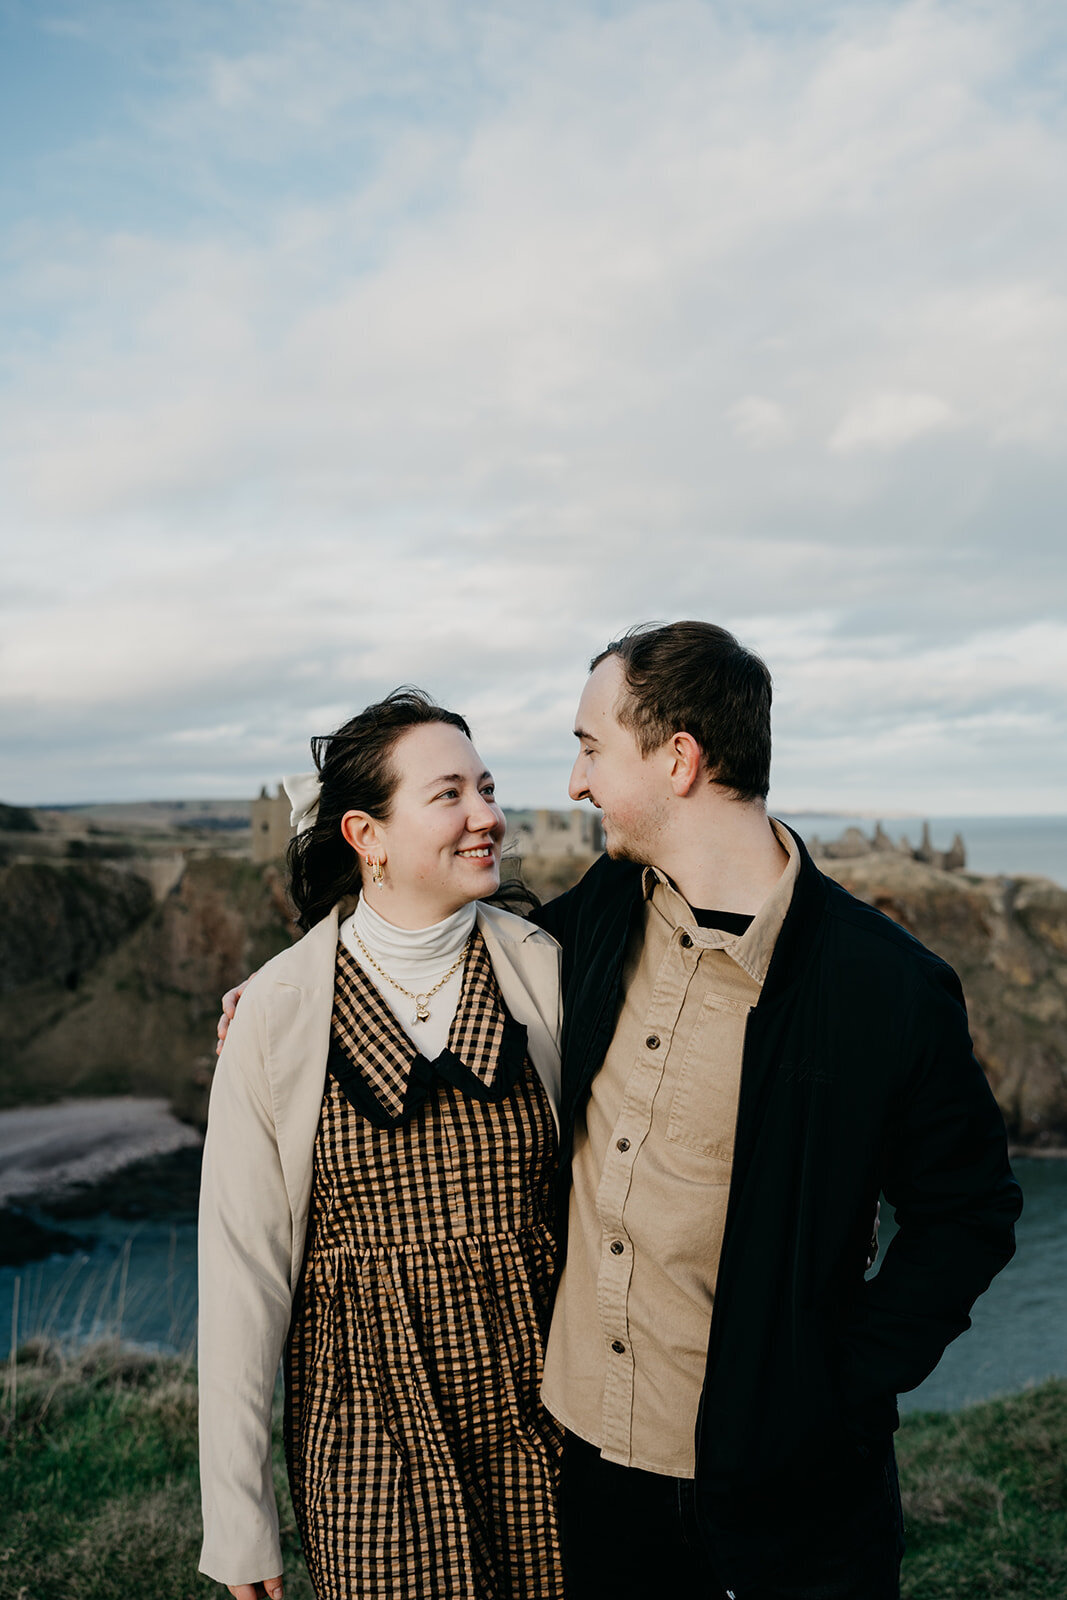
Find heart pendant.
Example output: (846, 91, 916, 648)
(414, 997, 430, 1023)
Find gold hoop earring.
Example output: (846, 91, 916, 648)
(371, 858, 385, 888)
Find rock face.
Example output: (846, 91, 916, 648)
(0, 856, 295, 1119)
(1, 845, 1064, 1149)
(820, 854, 1067, 1148)
(0, 860, 154, 994)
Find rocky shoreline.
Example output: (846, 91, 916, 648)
(0, 1098, 203, 1265)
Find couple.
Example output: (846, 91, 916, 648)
(199, 620, 1021, 1600)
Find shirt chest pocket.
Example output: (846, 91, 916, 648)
(665, 991, 751, 1160)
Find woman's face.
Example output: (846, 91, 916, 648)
(348, 721, 506, 928)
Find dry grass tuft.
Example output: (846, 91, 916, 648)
(30, 1481, 209, 1592)
(903, 1468, 1006, 1526)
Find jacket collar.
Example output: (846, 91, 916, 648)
(759, 822, 829, 1005)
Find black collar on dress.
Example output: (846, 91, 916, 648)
(327, 937, 530, 1129)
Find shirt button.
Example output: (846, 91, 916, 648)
(616, 1137, 631, 1152)
(646, 1033, 660, 1050)
(680, 932, 693, 948)
(611, 1339, 626, 1354)
(610, 1240, 625, 1255)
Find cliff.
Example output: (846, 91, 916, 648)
(0, 856, 295, 1120)
(1, 845, 1064, 1148)
(0, 860, 154, 994)
(820, 854, 1067, 1148)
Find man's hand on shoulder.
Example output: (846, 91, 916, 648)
(216, 977, 253, 1055)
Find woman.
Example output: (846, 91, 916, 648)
(198, 690, 564, 1600)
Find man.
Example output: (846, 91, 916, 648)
(219, 620, 1020, 1599)
(527, 621, 1020, 1599)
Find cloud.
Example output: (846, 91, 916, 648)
(827, 391, 959, 453)
(728, 396, 792, 447)
(1, 0, 1066, 814)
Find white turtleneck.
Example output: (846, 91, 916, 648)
(340, 895, 478, 1058)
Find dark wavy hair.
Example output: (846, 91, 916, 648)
(287, 689, 472, 932)
(287, 687, 539, 930)
(592, 621, 773, 802)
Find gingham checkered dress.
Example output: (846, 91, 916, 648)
(284, 929, 563, 1599)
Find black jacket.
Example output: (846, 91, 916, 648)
(533, 829, 1021, 1580)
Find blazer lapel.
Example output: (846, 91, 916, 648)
(264, 907, 339, 1286)
(476, 903, 562, 1129)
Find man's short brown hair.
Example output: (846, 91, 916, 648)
(591, 621, 772, 801)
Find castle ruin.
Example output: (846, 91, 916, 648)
(806, 821, 967, 873)
(251, 785, 295, 865)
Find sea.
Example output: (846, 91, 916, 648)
(2, 813, 1065, 1412)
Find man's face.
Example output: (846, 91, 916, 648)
(568, 655, 670, 864)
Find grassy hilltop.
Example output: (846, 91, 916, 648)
(1, 1344, 1064, 1600)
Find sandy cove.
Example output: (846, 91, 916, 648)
(0, 1097, 202, 1209)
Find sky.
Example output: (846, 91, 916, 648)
(2, 0, 1066, 814)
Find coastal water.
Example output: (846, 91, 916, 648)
(1, 1216, 198, 1358)
(1, 1160, 1063, 1413)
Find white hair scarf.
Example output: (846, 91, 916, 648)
(283, 771, 322, 835)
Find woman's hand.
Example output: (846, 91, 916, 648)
(227, 1579, 283, 1600)
(216, 977, 252, 1054)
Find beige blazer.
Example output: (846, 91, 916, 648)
(197, 900, 562, 1586)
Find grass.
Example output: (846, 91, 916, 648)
(0, 1342, 1063, 1599)
(898, 1381, 1067, 1598)
(0, 1341, 313, 1600)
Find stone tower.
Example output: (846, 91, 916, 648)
(250, 784, 294, 864)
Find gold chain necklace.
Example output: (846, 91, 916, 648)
(352, 930, 472, 1024)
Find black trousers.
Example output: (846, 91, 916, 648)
(559, 1430, 905, 1600)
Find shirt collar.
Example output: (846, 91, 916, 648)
(640, 818, 800, 987)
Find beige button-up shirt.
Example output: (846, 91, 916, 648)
(542, 822, 799, 1477)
